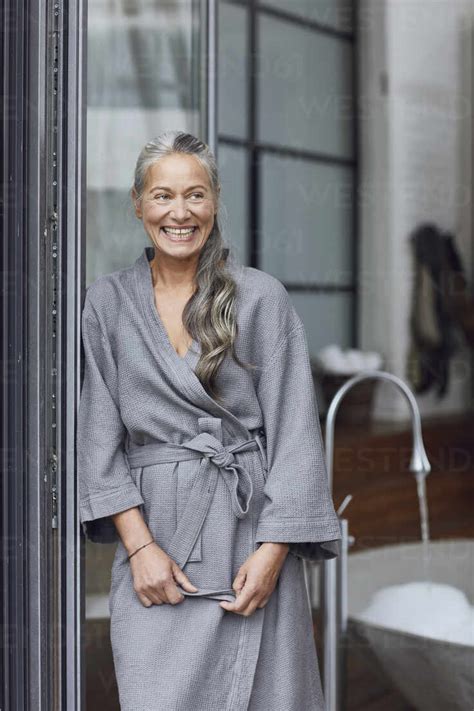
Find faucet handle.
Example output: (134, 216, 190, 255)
(337, 493, 353, 517)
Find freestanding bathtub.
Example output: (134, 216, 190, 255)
(346, 539, 474, 711)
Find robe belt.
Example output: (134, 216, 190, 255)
(125, 417, 267, 569)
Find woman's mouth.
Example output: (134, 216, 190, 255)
(160, 226, 198, 242)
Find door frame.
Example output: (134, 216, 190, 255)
(1, 0, 87, 708)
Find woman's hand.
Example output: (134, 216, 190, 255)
(219, 542, 289, 616)
(129, 541, 198, 607)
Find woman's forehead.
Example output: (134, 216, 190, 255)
(144, 154, 210, 191)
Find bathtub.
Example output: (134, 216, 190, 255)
(346, 539, 474, 711)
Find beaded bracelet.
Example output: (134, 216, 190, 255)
(128, 538, 155, 561)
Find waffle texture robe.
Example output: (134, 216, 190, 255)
(78, 245, 341, 711)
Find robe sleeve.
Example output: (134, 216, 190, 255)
(77, 302, 145, 544)
(255, 322, 342, 562)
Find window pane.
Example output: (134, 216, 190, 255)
(218, 2, 248, 139)
(218, 143, 249, 264)
(258, 13, 354, 159)
(87, 0, 203, 283)
(289, 291, 353, 355)
(259, 0, 353, 33)
(85, 190, 145, 285)
(260, 152, 354, 286)
(88, 3, 200, 109)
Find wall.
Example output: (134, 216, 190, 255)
(358, 0, 474, 419)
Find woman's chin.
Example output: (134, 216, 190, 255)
(150, 237, 204, 259)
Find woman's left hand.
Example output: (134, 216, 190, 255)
(219, 542, 289, 616)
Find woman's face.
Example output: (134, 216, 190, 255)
(133, 153, 218, 261)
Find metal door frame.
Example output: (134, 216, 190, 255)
(1, 0, 87, 708)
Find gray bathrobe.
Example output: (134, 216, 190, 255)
(78, 245, 341, 711)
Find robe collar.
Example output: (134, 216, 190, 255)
(133, 246, 251, 441)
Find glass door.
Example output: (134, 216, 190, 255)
(82, 2, 214, 708)
(86, 0, 213, 281)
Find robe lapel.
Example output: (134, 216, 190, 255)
(134, 246, 251, 440)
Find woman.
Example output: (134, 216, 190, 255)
(78, 130, 341, 710)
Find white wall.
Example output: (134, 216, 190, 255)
(358, 0, 474, 419)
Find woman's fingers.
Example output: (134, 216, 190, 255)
(137, 591, 156, 607)
(220, 545, 287, 615)
(220, 581, 263, 616)
(134, 579, 164, 606)
(131, 546, 199, 606)
(172, 563, 198, 593)
(160, 579, 183, 605)
(137, 580, 179, 606)
(232, 569, 247, 594)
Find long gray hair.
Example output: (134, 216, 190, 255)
(132, 130, 255, 402)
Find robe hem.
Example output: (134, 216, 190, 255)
(255, 518, 341, 543)
(80, 483, 144, 522)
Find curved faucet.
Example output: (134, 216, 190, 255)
(325, 369, 431, 486)
(320, 369, 431, 711)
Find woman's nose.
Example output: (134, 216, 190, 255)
(169, 196, 191, 219)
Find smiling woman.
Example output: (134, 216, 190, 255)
(132, 152, 218, 255)
(131, 140, 233, 384)
(78, 130, 341, 711)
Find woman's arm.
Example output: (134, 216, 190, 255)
(253, 318, 341, 562)
(78, 303, 146, 543)
(111, 506, 155, 557)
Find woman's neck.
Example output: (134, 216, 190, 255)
(149, 252, 197, 294)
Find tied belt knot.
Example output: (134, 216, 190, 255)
(125, 416, 267, 570)
(180, 431, 254, 518)
(207, 442, 234, 469)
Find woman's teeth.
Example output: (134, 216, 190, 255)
(161, 227, 196, 241)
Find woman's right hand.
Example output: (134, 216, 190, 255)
(129, 541, 198, 607)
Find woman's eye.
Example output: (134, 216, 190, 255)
(152, 192, 204, 201)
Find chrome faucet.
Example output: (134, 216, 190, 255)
(315, 369, 431, 711)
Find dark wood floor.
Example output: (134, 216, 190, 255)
(84, 619, 120, 710)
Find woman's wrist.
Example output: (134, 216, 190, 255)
(128, 538, 155, 560)
(111, 507, 154, 557)
(261, 542, 290, 554)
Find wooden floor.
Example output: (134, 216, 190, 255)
(84, 619, 120, 711)
(326, 412, 474, 550)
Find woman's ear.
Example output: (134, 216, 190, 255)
(131, 187, 142, 219)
